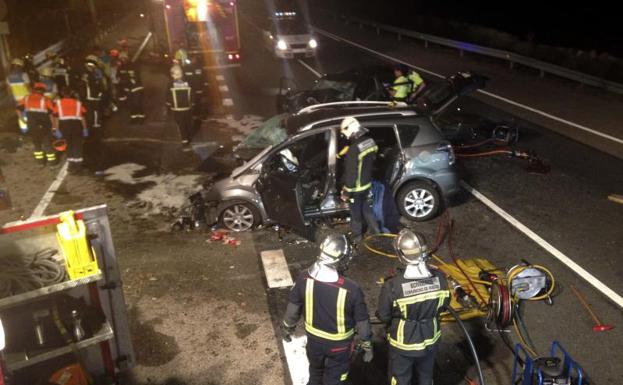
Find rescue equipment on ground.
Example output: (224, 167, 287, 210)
(56, 211, 100, 279)
(53, 139, 67, 152)
(512, 341, 584, 385)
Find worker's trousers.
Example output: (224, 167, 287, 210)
(85, 100, 101, 128)
(173, 109, 192, 143)
(59, 120, 84, 167)
(306, 338, 352, 385)
(349, 191, 379, 241)
(388, 348, 436, 385)
(129, 89, 145, 123)
(28, 115, 54, 164)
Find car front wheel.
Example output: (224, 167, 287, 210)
(218, 201, 260, 232)
(397, 181, 441, 222)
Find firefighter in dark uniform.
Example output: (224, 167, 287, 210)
(52, 54, 72, 90)
(338, 116, 380, 243)
(126, 67, 145, 124)
(283, 234, 374, 385)
(166, 65, 193, 145)
(80, 57, 104, 130)
(116, 52, 130, 103)
(16, 83, 56, 166)
(376, 230, 451, 385)
(183, 55, 208, 119)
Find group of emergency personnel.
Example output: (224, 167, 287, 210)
(5, 39, 144, 173)
(389, 64, 426, 103)
(283, 229, 450, 385)
(282, 112, 450, 384)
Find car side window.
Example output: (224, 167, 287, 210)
(397, 124, 420, 147)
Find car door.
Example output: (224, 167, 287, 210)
(254, 150, 315, 240)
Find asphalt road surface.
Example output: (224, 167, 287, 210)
(0, 2, 622, 385)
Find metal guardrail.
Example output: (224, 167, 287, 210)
(329, 12, 623, 95)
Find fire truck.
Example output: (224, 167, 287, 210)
(161, 0, 241, 68)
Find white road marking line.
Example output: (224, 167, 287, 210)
(260, 249, 294, 288)
(461, 181, 623, 308)
(314, 27, 623, 146)
(297, 59, 323, 78)
(218, 85, 229, 92)
(215, 75, 225, 81)
(29, 161, 69, 219)
(222, 98, 234, 106)
(282, 335, 309, 385)
(313, 28, 444, 79)
(477, 90, 623, 145)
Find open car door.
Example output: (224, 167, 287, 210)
(255, 157, 315, 240)
(415, 72, 488, 115)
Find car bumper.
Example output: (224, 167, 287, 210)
(275, 48, 316, 59)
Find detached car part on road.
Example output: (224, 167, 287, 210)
(184, 101, 460, 239)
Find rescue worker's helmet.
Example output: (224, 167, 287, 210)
(340, 116, 362, 139)
(11, 58, 24, 67)
(23, 53, 33, 62)
(394, 229, 430, 266)
(118, 52, 129, 62)
(33, 82, 47, 92)
(110, 49, 119, 58)
(85, 54, 99, 66)
(170, 65, 183, 80)
(54, 56, 65, 65)
(40, 67, 53, 78)
(394, 64, 408, 75)
(317, 233, 352, 267)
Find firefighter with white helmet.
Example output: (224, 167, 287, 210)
(283, 233, 373, 385)
(166, 65, 193, 145)
(338, 116, 380, 243)
(376, 230, 451, 385)
(39, 67, 58, 100)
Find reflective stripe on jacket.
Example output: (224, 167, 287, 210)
(7, 70, 31, 101)
(343, 135, 378, 193)
(288, 272, 369, 345)
(54, 98, 85, 120)
(167, 80, 192, 111)
(377, 268, 450, 356)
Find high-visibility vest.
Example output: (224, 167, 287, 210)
(392, 75, 410, 100)
(55, 99, 85, 120)
(7, 70, 30, 101)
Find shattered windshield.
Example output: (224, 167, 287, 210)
(236, 114, 289, 150)
(312, 79, 356, 100)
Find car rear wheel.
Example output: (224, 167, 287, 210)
(218, 201, 260, 232)
(397, 181, 441, 222)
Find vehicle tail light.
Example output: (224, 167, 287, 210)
(437, 142, 455, 165)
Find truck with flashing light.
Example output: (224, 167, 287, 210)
(161, 0, 241, 67)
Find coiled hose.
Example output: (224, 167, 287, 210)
(0, 248, 67, 298)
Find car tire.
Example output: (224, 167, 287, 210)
(218, 200, 260, 232)
(396, 181, 441, 222)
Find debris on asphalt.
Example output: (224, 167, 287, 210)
(208, 230, 241, 246)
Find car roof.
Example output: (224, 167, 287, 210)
(285, 104, 421, 133)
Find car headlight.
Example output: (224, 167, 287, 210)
(277, 40, 288, 50)
(308, 38, 318, 49)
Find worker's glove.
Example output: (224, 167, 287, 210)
(52, 129, 63, 139)
(83, 128, 89, 137)
(282, 323, 296, 343)
(361, 340, 373, 362)
(340, 190, 349, 202)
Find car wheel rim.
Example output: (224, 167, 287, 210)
(404, 189, 435, 218)
(223, 205, 254, 231)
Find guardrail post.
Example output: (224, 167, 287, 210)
(424, 40, 429, 49)
(539, 70, 545, 78)
(397, 33, 401, 41)
(376, 27, 380, 35)
(359, 22, 363, 29)
(460, 49, 464, 57)
(509, 61, 514, 70)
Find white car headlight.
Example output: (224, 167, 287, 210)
(277, 40, 288, 50)
(308, 38, 318, 49)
